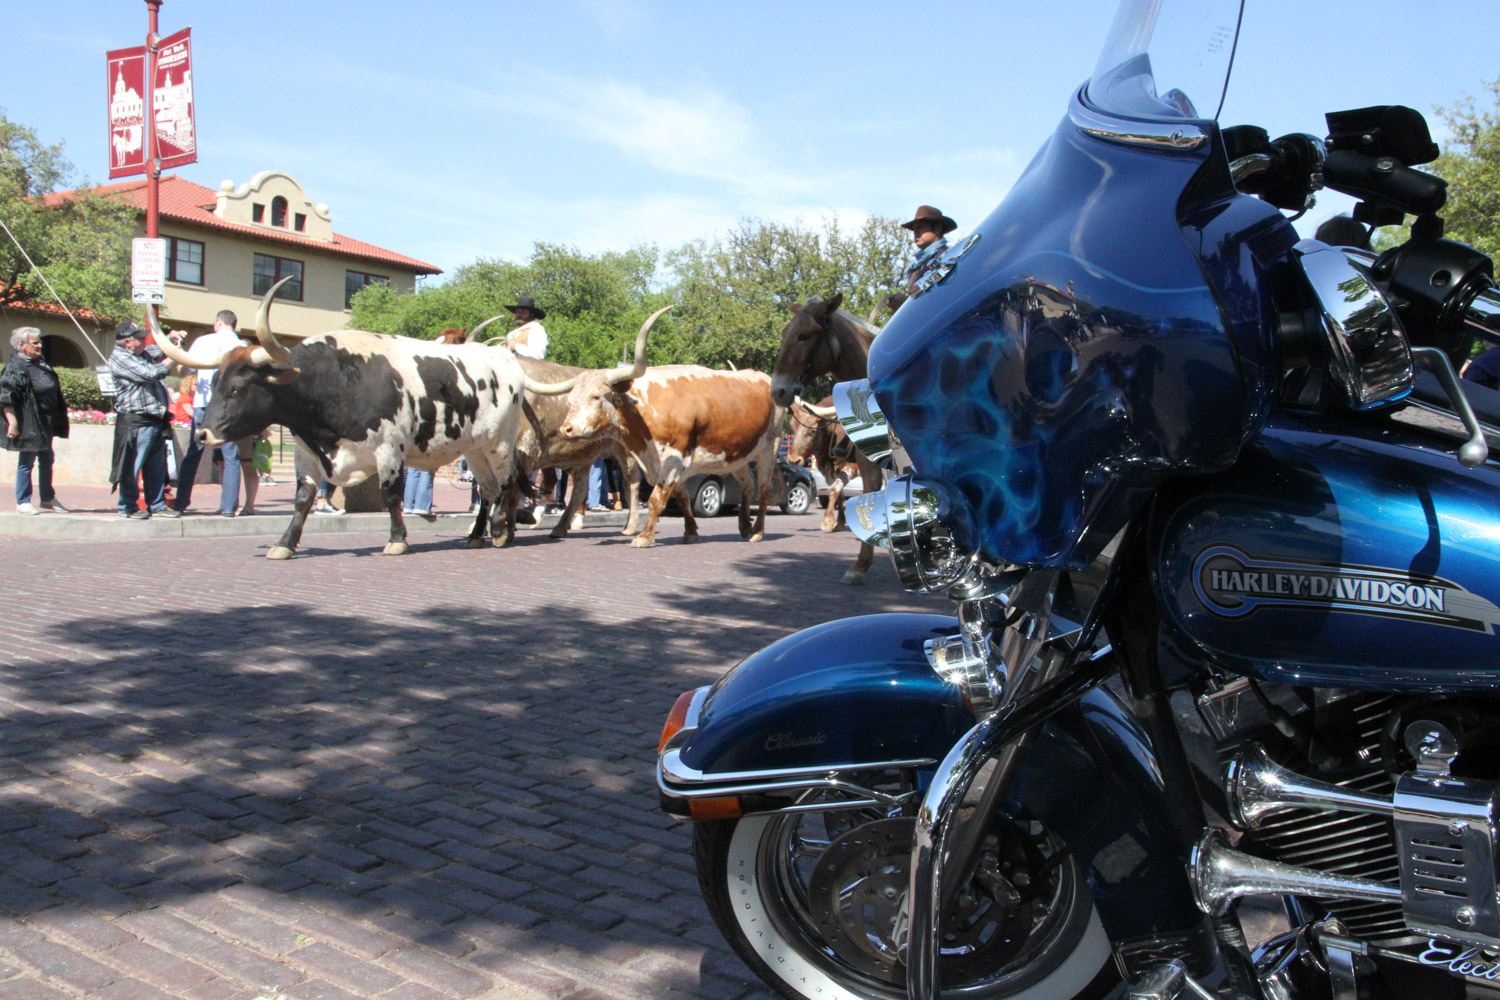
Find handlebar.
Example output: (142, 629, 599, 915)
(1463, 283, 1500, 349)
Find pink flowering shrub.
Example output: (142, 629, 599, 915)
(68, 409, 190, 428)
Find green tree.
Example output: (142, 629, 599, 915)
(348, 242, 676, 369)
(1428, 79, 1500, 259)
(0, 109, 137, 322)
(666, 215, 907, 371)
(348, 216, 908, 375)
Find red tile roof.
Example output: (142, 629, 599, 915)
(40, 175, 441, 275)
(0, 295, 107, 321)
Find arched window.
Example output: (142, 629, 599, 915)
(271, 196, 288, 227)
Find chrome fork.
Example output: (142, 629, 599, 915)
(902, 634, 1113, 1000)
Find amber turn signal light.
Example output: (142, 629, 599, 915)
(658, 689, 696, 754)
(688, 796, 743, 821)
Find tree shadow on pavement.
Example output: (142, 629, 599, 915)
(0, 532, 932, 998)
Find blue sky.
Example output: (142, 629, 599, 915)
(3, 1, 1497, 280)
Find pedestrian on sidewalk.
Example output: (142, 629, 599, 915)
(402, 466, 434, 517)
(312, 479, 343, 515)
(107, 321, 178, 519)
(1, 327, 70, 515)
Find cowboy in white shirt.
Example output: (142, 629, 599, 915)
(504, 296, 548, 359)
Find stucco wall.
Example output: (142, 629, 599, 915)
(155, 223, 419, 338)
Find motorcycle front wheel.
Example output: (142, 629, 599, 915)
(695, 809, 1118, 1000)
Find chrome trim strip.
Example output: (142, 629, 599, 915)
(684, 684, 708, 731)
(659, 749, 937, 793)
(655, 769, 919, 814)
(1068, 88, 1210, 151)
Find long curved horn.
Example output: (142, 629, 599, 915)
(522, 305, 672, 396)
(795, 395, 838, 419)
(145, 309, 229, 370)
(604, 305, 671, 386)
(254, 278, 295, 363)
(523, 374, 577, 396)
(466, 314, 507, 343)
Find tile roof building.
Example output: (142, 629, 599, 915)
(6, 170, 440, 368)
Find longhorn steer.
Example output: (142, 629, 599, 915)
(787, 396, 858, 533)
(527, 309, 780, 547)
(154, 280, 536, 559)
(471, 355, 642, 546)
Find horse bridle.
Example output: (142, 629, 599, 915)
(796, 307, 843, 388)
(786, 403, 827, 431)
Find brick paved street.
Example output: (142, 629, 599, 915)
(0, 513, 932, 999)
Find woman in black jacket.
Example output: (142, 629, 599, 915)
(0, 328, 70, 514)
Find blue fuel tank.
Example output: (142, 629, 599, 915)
(1153, 410, 1500, 691)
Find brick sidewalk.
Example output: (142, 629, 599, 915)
(0, 514, 932, 999)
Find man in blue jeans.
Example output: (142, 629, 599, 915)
(172, 309, 256, 516)
(107, 321, 179, 518)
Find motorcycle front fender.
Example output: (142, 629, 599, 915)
(660, 614, 974, 808)
(658, 612, 1211, 963)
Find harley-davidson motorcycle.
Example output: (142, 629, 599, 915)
(656, 2, 1500, 998)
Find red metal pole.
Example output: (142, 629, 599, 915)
(144, 0, 162, 328)
(144, 0, 162, 239)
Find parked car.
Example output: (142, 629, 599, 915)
(658, 457, 815, 518)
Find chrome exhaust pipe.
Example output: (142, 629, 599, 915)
(1189, 829, 1402, 917)
(1226, 744, 1394, 829)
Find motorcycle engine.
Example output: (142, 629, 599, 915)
(1188, 679, 1500, 992)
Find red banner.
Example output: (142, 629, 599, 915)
(106, 45, 146, 178)
(105, 27, 196, 179)
(152, 27, 197, 171)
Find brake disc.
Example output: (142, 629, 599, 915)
(806, 817, 915, 981)
(805, 816, 1051, 986)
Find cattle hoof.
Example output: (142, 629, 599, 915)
(548, 527, 569, 539)
(266, 546, 295, 561)
(629, 536, 655, 548)
(620, 526, 640, 537)
(491, 534, 511, 549)
(681, 534, 699, 545)
(383, 542, 409, 556)
(464, 536, 487, 549)
(841, 570, 867, 585)
(820, 522, 838, 533)
(746, 532, 764, 543)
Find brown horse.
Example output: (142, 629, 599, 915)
(771, 293, 883, 584)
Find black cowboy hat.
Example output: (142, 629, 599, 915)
(504, 296, 546, 320)
(900, 205, 957, 235)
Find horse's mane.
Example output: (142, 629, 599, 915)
(834, 309, 880, 341)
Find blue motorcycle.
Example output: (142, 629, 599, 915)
(657, 2, 1500, 997)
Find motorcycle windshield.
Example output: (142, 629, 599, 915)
(868, 0, 1287, 569)
(1085, 0, 1243, 122)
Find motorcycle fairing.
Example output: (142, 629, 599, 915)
(867, 93, 1267, 569)
(664, 613, 1214, 959)
(1153, 411, 1500, 690)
